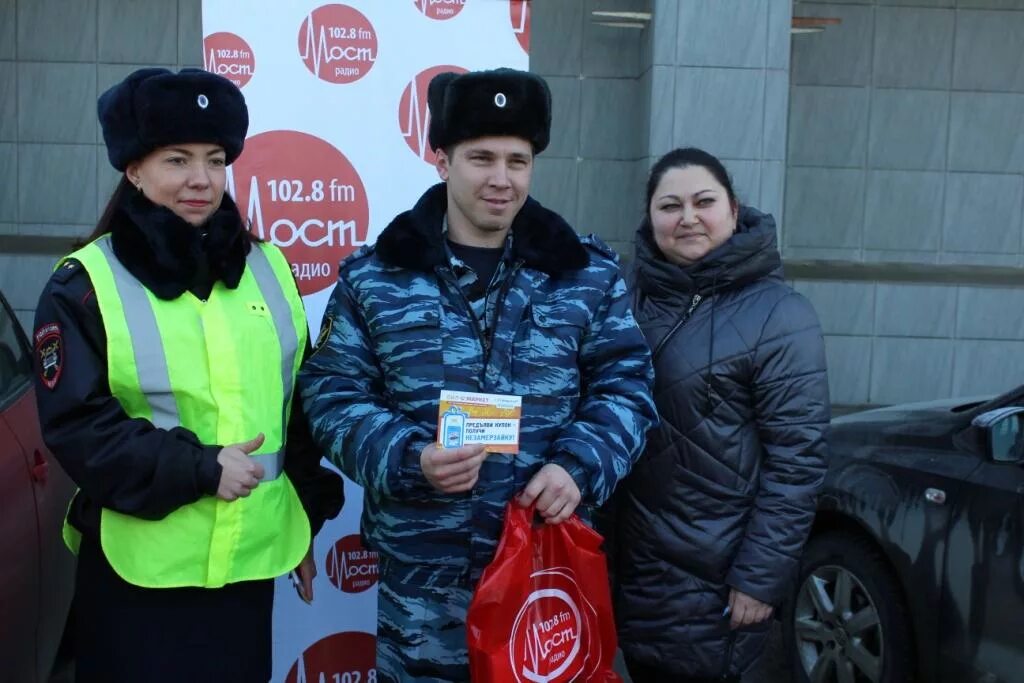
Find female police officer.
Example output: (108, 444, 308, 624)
(31, 68, 342, 683)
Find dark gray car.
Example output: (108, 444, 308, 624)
(784, 387, 1024, 683)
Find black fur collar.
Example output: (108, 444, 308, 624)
(375, 183, 589, 275)
(111, 190, 251, 300)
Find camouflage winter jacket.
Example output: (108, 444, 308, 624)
(299, 183, 657, 577)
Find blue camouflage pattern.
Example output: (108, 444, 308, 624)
(298, 184, 656, 679)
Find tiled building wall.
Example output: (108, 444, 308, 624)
(788, 0, 1024, 405)
(528, 0, 650, 260)
(791, 278, 1024, 405)
(529, 0, 793, 262)
(787, 0, 1024, 265)
(0, 0, 204, 332)
(643, 0, 793, 229)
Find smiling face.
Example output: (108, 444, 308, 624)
(435, 135, 533, 247)
(126, 143, 227, 226)
(649, 164, 738, 266)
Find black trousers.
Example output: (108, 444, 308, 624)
(73, 537, 275, 683)
(625, 657, 741, 683)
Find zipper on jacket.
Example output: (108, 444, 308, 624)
(721, 630, 737, 679)
(652, 294, 702, 361)
(437, 267, 489, 354)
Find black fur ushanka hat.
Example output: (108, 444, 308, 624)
(427, 68, 551, 154)
(98, 68, 249, 171)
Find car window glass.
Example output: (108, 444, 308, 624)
(0, 303, 31, 404)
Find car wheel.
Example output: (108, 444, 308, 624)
(785, 531, 914, 683)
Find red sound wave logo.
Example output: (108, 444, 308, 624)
(298, 4, 378, 84)
(226, 130, 369, 296)
(510, 0, 531, 53)
(285, 632, 376, 683)
(414, 0, 466, 20)
(398, 64, 468, 165)
(325, 534, 379, 594)
(203, 32, 255, 88)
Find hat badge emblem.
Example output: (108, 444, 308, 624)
(494, 92, 507, 108)
(197, 94, 209, 109)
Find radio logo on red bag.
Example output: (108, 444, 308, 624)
(398, 64, 468, 165)
(202, 32, 255, 88)
(227, 130, 369, 296)
(414, 0, 466, 20)
(298, 4, 378, 84)
(285, 631, 376, 683)
(509, 569, 596, 683)
(326, 534, 379, 593)
(509, 0, 531, 53)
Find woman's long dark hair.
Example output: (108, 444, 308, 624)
(78, 175, 134, 247)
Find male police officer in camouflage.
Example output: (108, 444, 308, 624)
(299, 68, 657, 682)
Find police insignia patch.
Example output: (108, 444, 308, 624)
(34, 323, 63, 390)
(312, 315, 333, 356)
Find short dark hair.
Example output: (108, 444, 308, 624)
(644, 147, 738, 218)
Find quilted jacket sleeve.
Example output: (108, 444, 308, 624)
(725, 291, 830, 606)
(298, 273, 435, 499)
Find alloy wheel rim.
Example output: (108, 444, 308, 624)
(794, 564, 883, 683)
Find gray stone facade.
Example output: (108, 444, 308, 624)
(2, 0, 1023, 407)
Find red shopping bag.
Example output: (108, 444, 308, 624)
(467, 503, 621, 683)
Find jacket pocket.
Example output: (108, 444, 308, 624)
(526, 302, 588, 397)
(368, 302, 443, 400)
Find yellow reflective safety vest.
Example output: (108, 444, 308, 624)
(62, 234, 310, 588)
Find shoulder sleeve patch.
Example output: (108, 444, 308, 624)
(34, 323, 64, 390)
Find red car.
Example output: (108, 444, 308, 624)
(0, 291, 75, 682)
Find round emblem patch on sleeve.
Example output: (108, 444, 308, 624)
(34, 323, 64, 390)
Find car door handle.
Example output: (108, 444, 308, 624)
(30, 450, 49, 483)
(925, 487, 946, 505)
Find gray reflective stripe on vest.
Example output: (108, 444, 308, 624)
(252, 450, 284, 481)
(245, 246, 299, 483)
(96, 239, 181, 431)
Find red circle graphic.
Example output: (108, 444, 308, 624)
(325, 534, 380, 594)
(284, 631, 376, 683)
(414, 0, 466, 20)
(228, 131, 369, 296)
(508, 569, 601, 683)
(509, 0, 531, 53)
(398, 64, 469, 165)
(298, 4, 378, 84)
(203, 32, 256, 88)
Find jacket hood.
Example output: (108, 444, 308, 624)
(633, 205, 783, 302)
(375, 183, 589, 275)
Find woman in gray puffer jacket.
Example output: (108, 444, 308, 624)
(613, 148, 830, 682)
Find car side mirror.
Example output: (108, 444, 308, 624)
(971, 407, 1024, 464)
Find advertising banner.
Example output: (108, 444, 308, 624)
(200, 1, 530, 680)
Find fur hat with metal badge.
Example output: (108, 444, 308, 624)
(426, 67, 552, 154)
(98, 67, 249, 171)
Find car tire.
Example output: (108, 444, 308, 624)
(784, 531, 914, 683)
